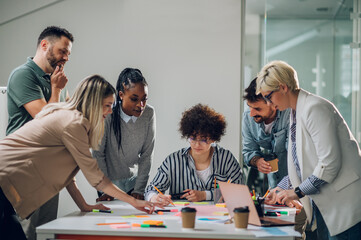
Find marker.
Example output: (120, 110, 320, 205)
(153, 185, 175, 207)
(141, 224, 167, 228)
(92, 209, 113, 213)
(227, 178, 231, 183)
(277, 211, 289, 215)
(154, 209, 178, 213)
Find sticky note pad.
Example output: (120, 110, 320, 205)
(216, 203, 227, 208)
(213, 211, 229, 216)
(198, 218, 221, 221)
(121, 215, 137, 218)
(193, 202, 209, 205)
(173, 202, 190, 206)
(110, 224, 131, 229)
(143, 220, 163, 225)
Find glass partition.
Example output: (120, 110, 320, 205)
(243, 0, 360, 192)
(245, 0, 360, 141)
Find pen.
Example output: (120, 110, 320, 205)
(153, 185, 176, 207)
(92, 209, 113, 213)
(214, 177, 217, 189)
(155, 209, 178, 213)
(263, 189, 270, 198)
(227, 178, 231, 183)
(141, 224, 167, 228)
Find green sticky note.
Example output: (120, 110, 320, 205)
(121, 215, 137, 218)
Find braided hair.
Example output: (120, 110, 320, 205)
(112, 68, 148, 148)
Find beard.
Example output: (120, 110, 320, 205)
(253, 108, 276, 124)
(253, 115, 266, 123)
(46, 46, 63, 71)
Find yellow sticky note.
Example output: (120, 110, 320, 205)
(143, 220, 163, 225)
(213, 211, 229, 216)
(216, 203, 227, 208)
(173, 202, 190, 206)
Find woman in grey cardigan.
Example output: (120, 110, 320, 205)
(93, 68, 155, 201)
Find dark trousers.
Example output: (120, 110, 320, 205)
(314, 204, 361, 240)
(0, 188, 27, 240)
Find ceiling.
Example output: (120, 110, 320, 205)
(246, 0, 353, 19)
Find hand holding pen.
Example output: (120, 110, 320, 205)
(182, 189, 206, 202)
(151, 185, 175, 207)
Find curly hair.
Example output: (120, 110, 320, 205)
(179, 104, 226, 142)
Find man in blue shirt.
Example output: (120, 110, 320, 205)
(242, 78, 317, 239)
(242, 78, 290, 189)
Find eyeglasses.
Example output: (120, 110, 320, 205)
(188, 137, 209, 146)
(263, 91, 275, 103)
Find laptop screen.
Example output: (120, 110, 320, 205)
(219, 182, 262, 225)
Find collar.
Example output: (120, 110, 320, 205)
(120, 105, 138, 123)
(26, 57, 51, 82)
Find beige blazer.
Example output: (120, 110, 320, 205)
(288, 89, 361, 236)
(0, 109, 107, 219)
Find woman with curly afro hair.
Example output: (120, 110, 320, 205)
(144, 104, 242, 206)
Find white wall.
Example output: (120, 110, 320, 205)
(0, 0, 241, 217)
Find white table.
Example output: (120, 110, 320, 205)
(36, 201, 300, 240)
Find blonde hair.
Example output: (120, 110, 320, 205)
(256, 60, 299, 95)
(36, 75, 116, 149)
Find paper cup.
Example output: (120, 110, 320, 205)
(233, 207, 249, 229)
(267, 158, 279, 173)
(181, 207, 197, 229)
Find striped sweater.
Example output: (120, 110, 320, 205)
(144, 145, 242, 200)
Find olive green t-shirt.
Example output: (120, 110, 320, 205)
(6, 57, 67, 135)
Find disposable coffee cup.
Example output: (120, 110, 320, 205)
(265, 154, 278, 173)
(233, 206, 249, 229)
(181, 207, 197, 229)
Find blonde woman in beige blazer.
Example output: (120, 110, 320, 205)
(0, 75, 158, 240)
(256, 61, 361, 239)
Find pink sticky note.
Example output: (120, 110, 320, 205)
(110, 224, 131, 229)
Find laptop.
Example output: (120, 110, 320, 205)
(219, 182, 295, 227)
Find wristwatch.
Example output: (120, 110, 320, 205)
(294, 187, 305, 199)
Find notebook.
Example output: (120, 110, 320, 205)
(218, 182, 295, 227)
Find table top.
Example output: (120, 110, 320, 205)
(36, 200, 301, 239)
